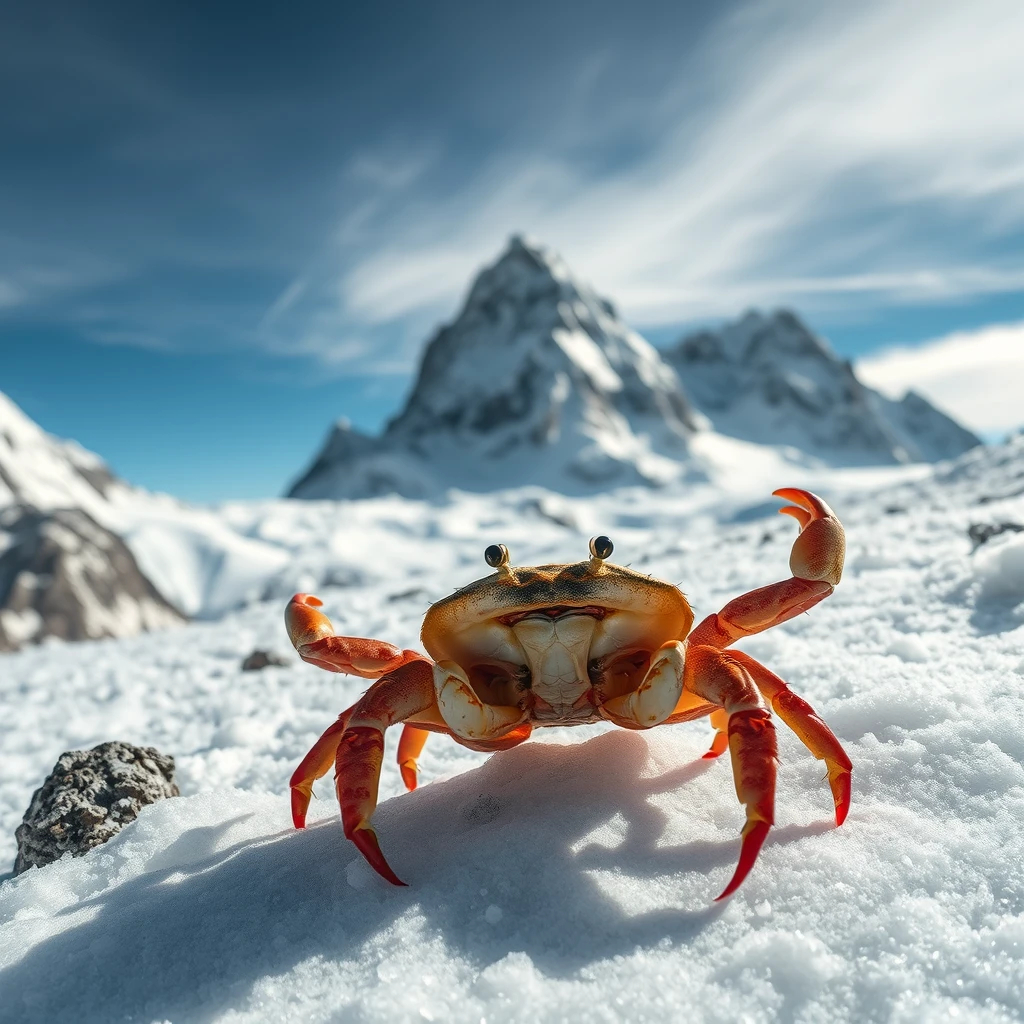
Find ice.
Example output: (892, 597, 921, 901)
(1, 437, 1024, 1021)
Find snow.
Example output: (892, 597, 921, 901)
(2, 438, 1024, 1022)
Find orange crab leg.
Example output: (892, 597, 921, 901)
(729, 650, 853, 825)
(703, 708, 730, 759)
(290, 656, 437, 885)
(684, 644, 778, 900)
(396, 725, 430, 791)
(286, 593, 424, 677)
(688, 489, 845, 650)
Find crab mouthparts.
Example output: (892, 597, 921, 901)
(498, 605, 609, 627)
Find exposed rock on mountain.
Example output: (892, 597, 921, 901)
(664, 310, 980, 465)
(289, 237, 700, 499)
(0, 505, 185, 651)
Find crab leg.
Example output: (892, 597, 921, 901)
(729, 650, 852, 825)
(684, 644, 778, 900)
(291, 658, 437, 886)
(703, 708, 730, 759)
(396, 725, 430, 791)
(688, 489, 845, 650)
(286, 593, 424, 677)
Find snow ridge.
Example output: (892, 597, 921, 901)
(289, 237, 700, 499)
(664, 310, 981, 465)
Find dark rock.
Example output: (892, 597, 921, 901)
(240, 649, 289, 671)
(14, 741, 179, 874)
(968, 521, 1024, 552)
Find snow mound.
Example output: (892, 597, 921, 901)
(665, 310, 980, 465)
(973, 532, 1024, 605)
(289, 236, 700, 499)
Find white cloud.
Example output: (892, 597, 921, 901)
(857, 324, 1024, 436)
(330, 0, 1024, 338)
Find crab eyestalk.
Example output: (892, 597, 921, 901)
(589, 535, 614, 571)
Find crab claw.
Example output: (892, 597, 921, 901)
(286, 593, 336, 650)
(772, 488, 845, 586)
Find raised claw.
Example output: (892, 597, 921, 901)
(286, 593, 336, 650)
(772, 488, 845, 586)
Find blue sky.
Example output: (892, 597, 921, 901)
(2, 0, 1023, 502)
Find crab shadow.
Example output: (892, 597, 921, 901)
(1, 729, 828, 1023)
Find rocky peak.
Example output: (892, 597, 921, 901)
(290, 237, 699, 499)
(665, 310, 980, 464)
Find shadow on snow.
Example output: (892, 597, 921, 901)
(2, 729, 829, 1023)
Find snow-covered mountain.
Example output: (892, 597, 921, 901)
(0, 506, 184, 651)
(664, 310, 980, 465)
(0, 392, 129, 512)
(289, 237, 700, 499)
(0, 391, 296, 644)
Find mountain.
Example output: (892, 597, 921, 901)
(0, 506, 184, 651)
(288, 237, 700, 499)
(664, 310, 981, 465)
(0, 391, 294, 647)
(0, 392, 129, 513)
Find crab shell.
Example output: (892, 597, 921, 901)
(421, 560, 693, 724)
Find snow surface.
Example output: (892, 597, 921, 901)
(2, 439, 1024, 1022)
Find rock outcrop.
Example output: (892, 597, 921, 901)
(14, 742, 179, 874)
(0, 505, 185, 651)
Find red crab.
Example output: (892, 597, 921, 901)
(286, 488, 851, 899)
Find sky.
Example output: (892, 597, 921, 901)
(2, 0, 1023, 502)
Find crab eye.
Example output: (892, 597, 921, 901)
(484, 543, 510, 568)
(589, 535, 614, 560)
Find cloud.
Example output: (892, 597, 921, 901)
(331, 0, 1024, 339)
(857, 323, 1024, 436)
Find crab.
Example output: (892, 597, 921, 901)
(286, 487, 851, 899)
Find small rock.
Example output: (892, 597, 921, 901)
(14, 741, 179, 874)
(241, 649, 289, 671)
(968, 521, 1024, 552)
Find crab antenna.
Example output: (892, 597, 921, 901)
(484, 543, 511, 573)
(589, 535, 614, 569)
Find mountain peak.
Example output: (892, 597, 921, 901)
(665, 309, 980, 464)
(289, 239, 697, 499)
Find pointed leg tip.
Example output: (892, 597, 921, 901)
(290, 788, 311, 830)
(351, 826, 407, 887)
(400, 763, 418, 792)
(830, 770, 851, 827)
(715, 820, 771, 901)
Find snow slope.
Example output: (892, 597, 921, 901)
(2, 439, 1023, 1022)
(0, 390, 294, 626)
(665, 311, 981, 465)
(289, 237, 700, 499)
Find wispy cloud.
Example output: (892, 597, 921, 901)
(327, 0, 1024, 349)
(858, 322, 1024, 436)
